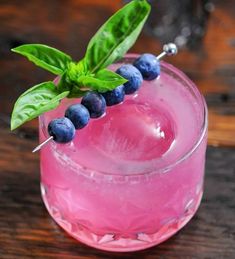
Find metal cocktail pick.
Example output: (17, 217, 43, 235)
(32, 43, 178, 153)
(32, 136, 54, 153)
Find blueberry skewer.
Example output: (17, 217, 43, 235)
(32, 43, 178, 153)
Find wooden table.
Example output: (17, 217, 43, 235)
(0, 1, 235, 258)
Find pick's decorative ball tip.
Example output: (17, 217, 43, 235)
(163, 43, 178, 56)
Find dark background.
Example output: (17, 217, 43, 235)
(0, 0, 235, 258)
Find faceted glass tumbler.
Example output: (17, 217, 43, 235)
(39, 56, 208, 252)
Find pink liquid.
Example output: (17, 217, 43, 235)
(40, 57, 207, 251)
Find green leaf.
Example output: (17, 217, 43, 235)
(57, 61, 89, 92)
(77, 69, 127, 92)
(83, 0, 150, 73)
(11, 82, 69, 130)
(66, 62, 86, 83)
(12, 44, 72, 75)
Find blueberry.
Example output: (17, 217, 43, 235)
(81, 91, 106, 118)
(48, 117, 75, 143)
(65, 104, 90, 129)
(116, 64, 143, 94)
(133, 53, 160, 80)
(102, 85, 125, 106)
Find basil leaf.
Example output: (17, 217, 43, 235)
(77, 69, 127, 92)
(83, 0, 150, 73)
(11, 82, 69, 130)
(12, 44, 72, 75)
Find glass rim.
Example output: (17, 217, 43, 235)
(40, 56, 208, 177)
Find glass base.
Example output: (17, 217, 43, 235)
(41, 183, 202, 252)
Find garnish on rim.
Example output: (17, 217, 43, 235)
(31, 42, 178, 152)
(10, 0, 151, 130)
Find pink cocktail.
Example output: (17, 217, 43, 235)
(39, 55, 208, 252)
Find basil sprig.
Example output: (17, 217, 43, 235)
(11, 0, 150, 130)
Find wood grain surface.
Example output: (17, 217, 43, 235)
(0, 0, 235, 258)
